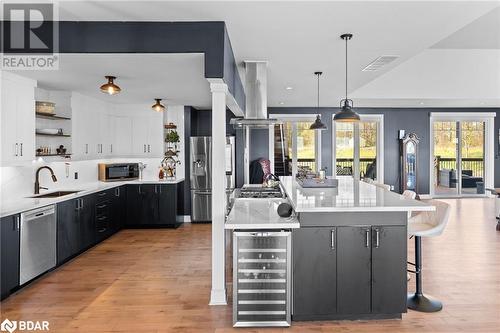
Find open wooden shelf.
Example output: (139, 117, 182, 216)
(35, 112, 71, 120)
(36, 154, 72, 157)
(36, 133, 71, 137)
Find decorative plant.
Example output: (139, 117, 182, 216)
(165, 130, 180, 143)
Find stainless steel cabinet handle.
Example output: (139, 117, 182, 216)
(375, 229, 380, 248)
(110, 144, 113, 153)
(138, 185, 142, 194)
(85, 144, 88, 154)
(159, 185, 162, 194)
(154, 185, 158, 194)
(15, 143, 18, 156)
(144, 144, 146, 153)
(115, 187, 119, 196)
(15, 216, 20, 231)
(98, 192, 106, 197)
(330, 229, 336, 250)
(97, 204, 107, 209)
(148, 144, 151, 153)
(20, 143, 23, 156)
(365, 229, 370, 247)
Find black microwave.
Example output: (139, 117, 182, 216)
(98, 163, 139, 182)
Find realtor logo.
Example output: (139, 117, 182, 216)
(0, 319, 49, 332)
(1, 2, 59, 69)
(0, 319, 17, 333)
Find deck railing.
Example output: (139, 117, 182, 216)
(435, 156, 484, 178)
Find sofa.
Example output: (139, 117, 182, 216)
(439, 169, 483, 189)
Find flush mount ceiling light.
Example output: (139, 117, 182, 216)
(310, 71, 327, 130)
(100, 76, 121, 95)
(285, 86, 293, 91)
(334, 33, 360, 123)
(151, 98, 166, 112)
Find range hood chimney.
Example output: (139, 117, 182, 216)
(230, 61, 281, 128)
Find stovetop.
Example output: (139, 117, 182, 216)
(237, 185, 285, 199)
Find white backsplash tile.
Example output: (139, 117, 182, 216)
(0, 157, 167, 200)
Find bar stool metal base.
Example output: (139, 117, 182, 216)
(407, 293, 442, 312)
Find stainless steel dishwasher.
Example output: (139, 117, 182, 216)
(20, 205, 56, 285)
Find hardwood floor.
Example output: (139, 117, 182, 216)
(1, 198, 499, 332)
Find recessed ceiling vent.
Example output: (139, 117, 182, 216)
(362, 55, 399, 72)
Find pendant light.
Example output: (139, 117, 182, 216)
(100, 76, 121, 95)
(151, 98, 165, 112)
(334, 33, 360, 122)
(310, 71, 327, 130)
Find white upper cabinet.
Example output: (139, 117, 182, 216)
(71, 93, 108, 159)
(131, 113, 163, 157)
(108, 115, 132, 156)
(1, 73, 36, 166)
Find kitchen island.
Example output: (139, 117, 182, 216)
(280, 176, 433, 321)
(225, 177, 433, 326)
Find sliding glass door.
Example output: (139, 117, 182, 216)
(333, 115, 383, 181)
(431, 113, 493, 197)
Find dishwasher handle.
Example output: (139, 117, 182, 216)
(21, 206, 55, 222)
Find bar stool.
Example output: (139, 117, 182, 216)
(374, 182, 391, 191)
(402, 190, 416, 200)
(407, 199, 450, 312)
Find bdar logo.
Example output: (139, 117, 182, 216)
(0, 319, 17, 333)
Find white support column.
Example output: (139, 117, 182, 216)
(208, 79, 228, 305)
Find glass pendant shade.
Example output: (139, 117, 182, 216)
(152, 98, 165, 112)
(100, 76, 121, 95)
(310, 115, 327, 130)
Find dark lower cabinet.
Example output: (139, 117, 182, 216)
(57, 195, 95, 265)
(158, 184, 178, 226)
(126, 183, 180, 227)
(57, 199, 81, 264)
(293, 227, 337, 318)
(292, 224, 407, 320)
(79, 195, 96, 249)
(337, 226, 372, 314)
(371, 226, 407, 314)
(111, 186, 126, 232)
(1, 215, 20, 300)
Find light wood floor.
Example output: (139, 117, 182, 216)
(1, 198, 499, 332)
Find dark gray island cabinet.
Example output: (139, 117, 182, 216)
(292, 212, 407, 320)
(278, 176, 434, 322)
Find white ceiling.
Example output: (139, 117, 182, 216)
(7, 1, 500, 108)
(6, 53, 211, 108)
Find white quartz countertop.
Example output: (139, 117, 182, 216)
(280, 176, 434, 213)
(0, 178, 184, 218)
(225, 198, 300, 230)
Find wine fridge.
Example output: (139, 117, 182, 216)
(233, 230, 291, 327)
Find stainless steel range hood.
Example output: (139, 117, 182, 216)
(230, 61, 281, 128)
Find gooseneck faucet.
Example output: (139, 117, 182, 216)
(34, 166, 58, 194)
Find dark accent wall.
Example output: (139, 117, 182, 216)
(190, 108, 245, 188)
(261, 107, 500, 194)
(223, 25, 246, 112)
(181, 106, 192, 216)
(7, 20, 245, 110)
(249, 129, 270, 163)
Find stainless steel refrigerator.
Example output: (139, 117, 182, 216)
(190, 136, 235, 222)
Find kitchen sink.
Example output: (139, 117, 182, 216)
(29, 191, 81, 198)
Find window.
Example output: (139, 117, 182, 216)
(269, 115, 321, 176)
(332, 115, 383, 181)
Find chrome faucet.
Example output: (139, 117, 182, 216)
(34, 166, 58, 194)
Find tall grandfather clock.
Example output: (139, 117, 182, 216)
(400, 132, 419, 194)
